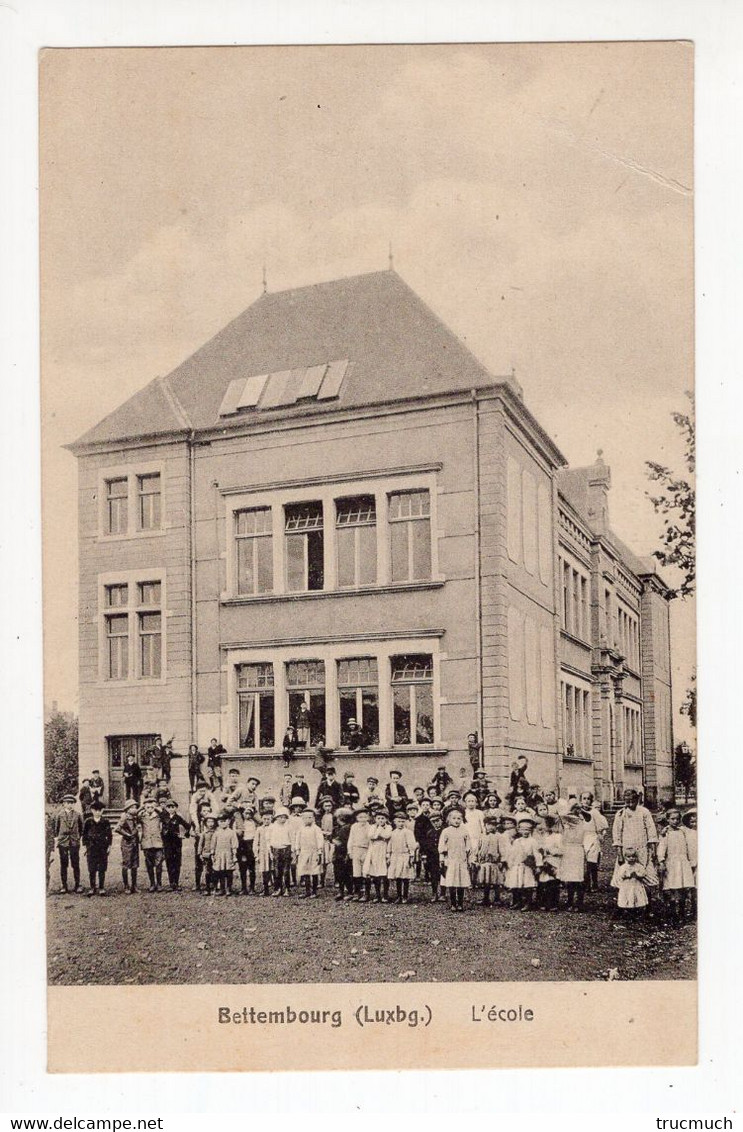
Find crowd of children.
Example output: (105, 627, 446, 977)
(50, 755, 697, 923)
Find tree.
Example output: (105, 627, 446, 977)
(674, 742, 696, 803)
(45, 708, 79, 804)
(645, 392, 695, 599)
(680, 674, 697, 730)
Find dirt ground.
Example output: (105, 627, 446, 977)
(46, 842, 696, 985)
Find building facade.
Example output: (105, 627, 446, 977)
(69, 271, 674, 810)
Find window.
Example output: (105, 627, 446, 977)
(237, 664, 275, 749)
(561, 561, 570, 629)
(562, 680, 591, 759)
(105, 613, 129, 680)
(389, 490, 431, 582)
(285, 503, 324, 592)
(624, 704, 642, 765)
(580, 576, 589, 640)
(236, 507, 273, 595)
(286, 660, 326, 745)
(336, 496, 377, 588)
(137, 473, 161, 531)
(106, 478, 128, 535)
(100, 575, 164, 680)
(391, 654, 434, 745)
(338, 658, 379, 745)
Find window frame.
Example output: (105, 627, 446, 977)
(235, 506, 274, 596)
(98, 463, 165, 540)
(97, 569, 166, 684)
(335, 495, 378, 589)
(388, 489, 432, 584)
(337, 656, 380, 746)
(237, 663, 276, 752)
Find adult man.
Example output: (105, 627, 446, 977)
(385, 769, 408, 820)
(341, 771, 360, 807)
(122, 753, 143, 804)
(53, 793, 83, 893)
(160, 799, 190, 891)
(315, 766, 343, 810)
(612, 788, 659, 890)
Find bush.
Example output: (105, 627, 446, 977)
(45, 709, 78, 804)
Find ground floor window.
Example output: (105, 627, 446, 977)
(238, 663, 275, 749)
(286, 660, 326, 746)
(338, 657, 380, 745)
(391, 654, 434, 745)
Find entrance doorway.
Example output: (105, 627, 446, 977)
(107, 734, 158, 807)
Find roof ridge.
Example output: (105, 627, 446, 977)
(158, 373, 193, 431)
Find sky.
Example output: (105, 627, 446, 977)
(39, 42, 695, 739)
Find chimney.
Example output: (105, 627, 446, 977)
(586, 450, 611, 534)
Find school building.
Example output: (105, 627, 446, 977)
(68, 270, 675, 811)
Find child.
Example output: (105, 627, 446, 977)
(197, 816, 217, 895)
(558, 803, 588, 911)
(114, 800, 140, 893)
(318, 797, 336, 885)
(293, 808, 325, 898)
(536, 815, 563, 910)
(138, 797, 165, 892)
(388, 812, 417, 903)
(332, 807, 355, 901)
(615, 848, 649, 919)
(268, 807, 292, 896)
(470, 769, 490, 807)
(186, 744, 204, 792)
(211, 812, 238, 895)
(431, 765, 453, 795)
(53, 793, 83, 894)
(580, 791, 608, 892)
(237, 803, 258, 894)
(279, 772, 295, 808)
(463, 791, 485, 885)
(82, 801, 112, 896)
(253, 811, 273, 896)
(287, 797, 306, 886)
(206, 738, 226, 790)
(505, 816, 541, 910)
(419, 811, 444, 901)
(364, 810, 393, 902)
(161, 799, 190, 891)
(189, 782, 212, 891)
(682, 809, 698, 918)
(348, 809, 372, 901)
(657, 808, 695, 925)
(438, 809, 471, 912)
(476, 815, 501, 906)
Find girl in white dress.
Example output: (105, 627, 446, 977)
(476, 815, 501, 906)
(438, 809, 471, 912)
(615, 849, 649, 917)
(682, 809, 698, 918)
(462, 792, 485, 886)
(347, 809, 371, 901)
(387, 813, 418, 903)
(364, 811, 393, 903)
(505, 816, 541, 910)
(558, 804, 588, 912)
(657, 808, 695, 925)
(293, 808, 325, 898)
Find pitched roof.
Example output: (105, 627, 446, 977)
(72, 270, 503, 449)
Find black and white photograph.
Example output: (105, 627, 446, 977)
(39, 41, 696, 1068)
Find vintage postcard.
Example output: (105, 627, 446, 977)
(41, 42, 696, 1072)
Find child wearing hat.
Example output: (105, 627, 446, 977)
(197, 816, 217, 895)
(419, 811, 444, 901)
(364, 810, 393, 902)
(53, 793, 83, 894)
(82, 802, 113, 896)
(293, 808, 325, 898)
(558, 803, 588, 911)
(289, 773, 310, 805)
(438, 809, 471, 912)
(138, 797, 165, 892)
(287, 797, 306, 887)
(114, 801, 141, 893)
(431, 765, 453, 796)
(211, 812, 239, 896)
(476, 814, 501, 906)
(253, 811, 273, 896)
(657, 808, 696, 925)
(318, 797, 336, 885)
(268, 807, 292, 896)
(496, 815, 517, 891)
(332, 807, 355, 901)
(505, 816, 541, 909)
(385, 770, 408, 821)
(347, 809, 372, 900)
(279, 772, 295, 808)
(388, 812, 418, 903)
(161, 800, 190, 891)
(363, 777, 384, 810)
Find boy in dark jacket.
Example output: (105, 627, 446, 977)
(53, 793, 83, 893)
(82, 802, 112, 895)
(418, 811, 444, 901)
(161, 800, 190, 890)
(332, 807, 355, 901)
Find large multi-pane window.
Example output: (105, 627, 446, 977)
(389, 490, 431, 583)
(101, 577, 163, 680)
(238, 663, 275, 749)
(106, 478, 128, 535)
(236, 507, 273, 595)
(286, 660, 326, 745)
(391, 654, 434, 745)
(336, 496, 377, 588)
(559, 557, 590, 641)
(617, 605, 640, 670)
(338, 658, 379, 745)
(285, 503, 324, 592)
(137, 473, 161, 531)
(561, 680, 592, 759)
(623, 703, 643, 766)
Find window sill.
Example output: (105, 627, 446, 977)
(231, 747, 450, 759)
(559, 630, 592, 650)
(222, 579, 445, 606)
(624, 762, 644, 770)
(562, 755, 593, 765)
(97, 529, 168, 543)
(97, 677, 167, 688)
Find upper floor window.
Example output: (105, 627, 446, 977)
(336, 496, 377, 588)
(105, 612, 129, 680)
(101, 575, 164, 681)
(106, 478, 128, 535)
(137, 473, 161, 531)
(391, 654, 434, 745)
(389, 489, 431, 583)
(285, 502, 324, 592)
(236, 507, 273, 595)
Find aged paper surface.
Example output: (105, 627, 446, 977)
(41, 42, 695, 1073)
